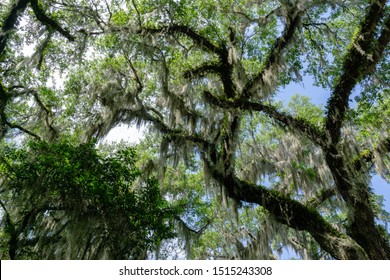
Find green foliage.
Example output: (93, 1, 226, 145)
(351, 91, 390, 141)
(0, 140, 177, 259)
(286, 94, 325, 127)
(1, 0, 389, 260)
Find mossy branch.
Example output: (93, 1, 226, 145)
(203, 157, 369, 260)
(30, 0, 75, 42)
(325, 0, 389, 145)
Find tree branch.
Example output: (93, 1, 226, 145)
(159, 56, 209, 126)
(307, 188, 336, 208)
(203, 158, 369, 260)
(243, 8, 302, 98)
(325, 0, 389, 144)
(1, 82, 41, 140)
(4, 120, 42, 140)
(124, 106, 212, 148)
(183, 62, 222, 79)
(139, 24, 223, 55)
(320, 2, 390, 259)
(203, 90, 326, 147)
(30, 0, 75, 42)
(31, 91, 58, 140)
(0, 0, 30, 56)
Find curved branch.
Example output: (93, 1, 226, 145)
(203, 158, 369, 260)
(123, 106, 212, 148)
(175, 215, 210, 235)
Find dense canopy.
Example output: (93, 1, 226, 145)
(0, 0, 389, 259)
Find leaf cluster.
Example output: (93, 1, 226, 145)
(0, 140, 177, 259)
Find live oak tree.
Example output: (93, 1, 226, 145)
(0, 0, 390, 259)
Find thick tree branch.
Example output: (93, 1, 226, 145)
(183, 62, 222, 79)
(203, 158, 369, 260)
(325, 0, 389, 144)
(138, 24, 224, 55)
(203, 90, 326, 147)
(324, 144, 390, 259)
(30, 0, 75, 42)
(1, 0, 75, 57)
(320, 0, 390, 260)
(242, 101, 326, 147)
(0, 0, 30, 56)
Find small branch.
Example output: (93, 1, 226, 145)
(34, 30, 53, 70)
(104, 0, 112, 23)
(128, 106, 212, 147)
(175, 216, 210, 235)
(5, 120, 42, 140)
(307, 189, 336, 208)
(31, 91, 58, 140)
(0, 199, 9, 216)
(125, 56, 143, 92)
(1, 82, 41, 140)
(131, 0, 142, 27)
(353, 137, 390, 171)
